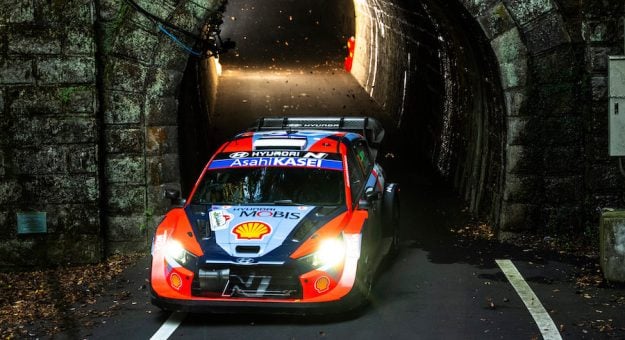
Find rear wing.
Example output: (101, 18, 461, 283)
(250, 116, 385, 147)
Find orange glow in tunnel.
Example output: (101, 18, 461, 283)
(344, 36, 355, 72)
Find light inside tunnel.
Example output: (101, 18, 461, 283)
(344, 36, 355, 72)
(215, 57, 222, 76)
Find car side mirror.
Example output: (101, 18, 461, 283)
(163, 188, 185, 206)
(365, 187, 380, 201)
(358, 187, 379, 210)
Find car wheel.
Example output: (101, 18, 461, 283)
(357, 268, 373, 302)
(390, 198, 400, 255)
(383, 183, 400, 256)
(354, 256, 373, 303)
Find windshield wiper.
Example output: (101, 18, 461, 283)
(190, 201, 235, 206)
(273, 200, 303, 206)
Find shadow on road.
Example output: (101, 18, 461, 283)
(395, 161, 612, 277)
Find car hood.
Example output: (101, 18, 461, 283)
(186, 204, 345, 260)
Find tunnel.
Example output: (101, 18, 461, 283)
(177, 0, 507, 229)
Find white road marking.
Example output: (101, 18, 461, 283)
(150, 312, 187, 340)
(496, 259, 562, 340)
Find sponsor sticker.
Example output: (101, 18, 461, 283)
(232, 221, 272, 240)
(209, 152, 343, 170)
(170, 272, 183, 290)
(314, 276, 330, 293)
(209, 157, 343, 170)
(237, 210, 301, 219)
(232, 207, 276, 210)
(209, 209, 234, 231)
(229, 152, 250, 158)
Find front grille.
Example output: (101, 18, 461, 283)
(236, 245, 260, 254)
(192, 264, 302, 299)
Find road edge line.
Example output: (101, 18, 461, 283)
(495, 259, 562, 340)
(150, 312, 187, 340)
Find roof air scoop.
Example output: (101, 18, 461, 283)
(253, 138, 307, 150)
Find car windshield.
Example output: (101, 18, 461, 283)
(191, 167, 345, 206)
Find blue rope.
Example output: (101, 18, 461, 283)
(158, 24, 201, 57)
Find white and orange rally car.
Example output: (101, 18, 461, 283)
(150, 117, 400, 314)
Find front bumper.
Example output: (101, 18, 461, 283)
(150, 284, 365, 315)
(150, 254, 367, 315)
(151, 230, 366, 314)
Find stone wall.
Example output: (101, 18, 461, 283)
(0, 0, 224, 265)
(98, 0, 224, 254)
(582, 1, 625, 228)
(0, 0, 100, 265)
(492, 0, 581, 232)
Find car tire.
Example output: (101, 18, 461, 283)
(383, 183, 400, 255)
(354, 260, 373, 303)
(390, 199, 400, 255)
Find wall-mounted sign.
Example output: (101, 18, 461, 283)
(17, 212, 47, 234)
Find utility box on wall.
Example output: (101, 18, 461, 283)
(609, 56, 625, 156)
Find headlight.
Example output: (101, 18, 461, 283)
(165, 240, 196, 267)
(165, 240, 185, 259)
(312, 238, 346, 268)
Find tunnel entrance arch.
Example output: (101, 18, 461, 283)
(100, 0, 569, 253)
(348, 0, 549, 232)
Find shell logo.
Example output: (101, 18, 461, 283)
(170, 272, 182, 290)
(232, 221, 272, 240)
(314, 276, 330, 293)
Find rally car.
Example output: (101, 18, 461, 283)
(150, 117, 400, 314)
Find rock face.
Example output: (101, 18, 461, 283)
(0, 0, 623, 265)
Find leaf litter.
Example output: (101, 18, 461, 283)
(0, 254, 141, 338)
